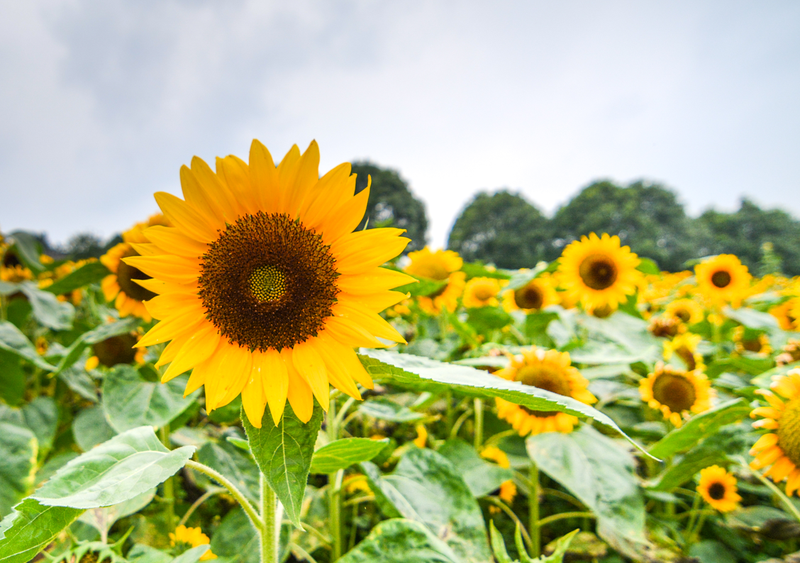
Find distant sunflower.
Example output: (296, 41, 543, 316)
(0, 264, 33, 283)
(495, 347, 596, 435)
(502, 274, 558, 313)
(127, 140, 411, 426)
(648, 315, 684, 338)
(776, 339, 800, 367)
(463, 277, 503, 308)
(558, 233, 641, 311)
(404, 247, 462, 281)
(663, 332, 705, 372)
(733, 326, 771, 356)
(85, 332, 146, 370)
(170, 525, 217, 561)
(101, 214, 170, 321)
(417, 271, 467, 315)
(481, 446, 517, 505)
(750, 370, 800, 496)
(770, 298, 799, 331)
(640, 363, 713, 427)
(697, 465, 741, 512)
(664, 298, 705, 326)
(695, 255, 751, 307)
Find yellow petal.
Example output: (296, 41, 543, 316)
(339, 291, 408, 313)
(332, 302, 406, 343)
(124, 255, 201, 285)
(276, 145, 302, 213)
(285, 140, 320, 219)
(336, 268, 416, 294)
(241, 375, 266, 429)
(161, 324, 221, 383)
(313, 334, 364, 397)
(333, 229, 410, 275)
(299, 162, 352, 227)
(259, 350, 289, 426)
(180, 165, 226, 230)
(286, 356, 314, 423)
(217, 155, 259, 214)
(320, 183, 370, 245)
(155, 192, 218, 243)
(191, 156, 242, 222)
(249, 139, 280, 214)
(215, 345, 253, 409)
(137, 311, 207, 348)
(156, 331, 193, 368)
(324, 317, 386, 348)
(185, 358, 210, 396)
(292, 342, 330, 412)
(145, 293, 203, 320)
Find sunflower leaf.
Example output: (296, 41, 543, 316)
(42, 262, 110, 296)
(359, 350, 654, 458)
(310, 438, 389, 475)
(0, 499, 83, 563)
(0, 321, 55, 372)
(242, 402, 324, 527)
(336, 518, 462, 563)
(0, 422, 38, 518)
(18, 282, 74, 331)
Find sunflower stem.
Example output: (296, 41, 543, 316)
(529, 462, 540, 557)
(474, 398, 484, 450)
(184, 460, 262, 530)
(260, 473, 278, 563)
(745, 462, 800, 523)
(682, 492, 701, 545)
(159, 425, 176, 530)
(328, 397, 344, 560)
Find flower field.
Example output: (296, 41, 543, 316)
(3, 141, 800, 563)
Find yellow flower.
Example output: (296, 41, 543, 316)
(170, 525, 217, 561)
(557, 233, 641, 311)
(770, 298, 799, 331)
(495, 347, 596, 436)
(648, 316, 684, 339)
(697, 465, 741, 512)
(463, 277, 503, 308)
(127, 140, 411, 426)
(405, 247, 462, 281)
(733, 326, 771, 356)
(413, 424, 428, 448)
(776, 339, 800, 367)
(501, 274, 558, 313)
(480, 446, 510, 468)
(0, 264, 33, 283)
(694, 255, 751, 307)
(664, 298, 705, 326)
(663, 332, 705, 372)
(35, 337, 49, 355)
(750, 370, 800, 496)
(639, 363, 714, 427)
(418, 271, 467, 314)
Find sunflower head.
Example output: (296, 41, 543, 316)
(649, 315, 684, 338)
(776, 339, 800, 367)
(0, 263, 33, 283)
(697, 465, 741, 512)
(495, 347, 596, 436)
(640, 362, 714, 427)
(128, 140, 412, 427)
(770, 298, 800, 331)
(404, 247, 462, 281)
(418, 271, 467, 314)
(695, 255, 751, 307)
(557, 233, 642, 311)
(463, 277, 503, 308)
(502, 274, 557, 313)
(664, 298, 705, 326)
(663, 332, 705, 372)
(170, 525, 217, 561)
(733, 326, 771, 356)
(750, 370, 800, 496)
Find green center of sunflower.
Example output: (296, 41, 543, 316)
(117, 249, 157, 302)
(92, 334, 139, 367)
(652, 371, 696, 413)
(777, 397, 800, 467)
(515, 364, 571, 417)
(711, 270, 732, 288)
(198, 212, 339, 352)
(708, 482, 726, 500)
(579, 254, 618, 290)
(515, 284, 543, 310)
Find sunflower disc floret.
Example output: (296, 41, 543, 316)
(640, 362, 713, 427)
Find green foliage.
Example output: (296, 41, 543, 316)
(448, 190, 549, 268)
(43, 262, 109, 296)
(0, 423, 37, 517)
(0, 499, 83, 563)
(309, 438, 389, 475)
(351, 162, 428, 252)
(438, 440, 513, 498)
(197, 439, 260, 504)
(358, 397, 426, 422)
(338, 518, 461, 563)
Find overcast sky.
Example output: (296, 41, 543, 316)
(2, 1, 799, 249)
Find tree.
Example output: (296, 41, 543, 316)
(447, 190, 549, 269)
(698, 199, 800, 276)
(351, 162, 428, 253)
(547, 180, 707, 271)
(62, 233, 105, 260)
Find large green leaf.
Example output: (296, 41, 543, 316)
(438, 440, 513, 498)
(53, 317, 141, 377)
(43, 262, 110, 296)
(0, 499, 82, 563)
(338, 518, 461, 563)
(78, 489, 155, 538)
(358, 397, 425, 422)
(32, 426, 195, 509)
(18, 283, 74, 331)
(0, 350, 25, 406)
(360, 350, 650, 456)
(506, 262, 550, 291)
(102, 365, 197, 433)
(242, 403, 323, 527)
(310, 438, 389, 474)
(723, 306, 779, 331)
(73, 405, 117, 452)
(396, 276, 448, 297)
(0, 423, 37, 518)
(21, 397, 58, 455)
(197, 440, 260, 503)
(527, 426, 649, 559)
(6, 232, 45, 274)
(361, 447, 492, 563)
(648, 399, 751, 459)
(58, 366, 99, 402)
(0, 321, 55, 371)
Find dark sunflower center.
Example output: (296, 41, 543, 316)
(93, 334, 138, 367)
(515, 285, 543, 310)
(515, 365, 571, 417)
(742, 338, 763, 353)
(579, 254, 618, 290)
(652, 372, 696, 413)
(198, 212, 339, 352)
(675, 308, 691, 323)
(711, 270, 731, 288)
(676, 347, 697, 371)
(117, 249, 157, 302)
(777, 398, 800, 467)
(708, 482, 726, 501)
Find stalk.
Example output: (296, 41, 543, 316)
(260, 474, 278, 563)
(529, 462, 540, 557)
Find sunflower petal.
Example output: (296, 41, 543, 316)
(260, 350, 288, 426)
(155, 192, 218, 243)
(293, 342, 330, 412)
(161, 324, 221, 382)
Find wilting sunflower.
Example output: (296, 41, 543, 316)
(127, 140, 412, 426)
(463, 276, 503, 308)
(101, 214, 170, 321)
(750, 370, 800, 496)
(170, 525, 217, 561)
(558, 233, 641, 311)
(639, 362, 713, 427)
(695, 254, 751, 307)
(502, 273, 558, 313)
(405, 247, 462, 281)
(733, 326, 771, 356)
(664, 298, 705, 326)
(697, 465, 741, 512)
(495, 347, 596, 435)
(663, 332, 705, 372)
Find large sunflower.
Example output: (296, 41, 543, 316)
(639, 362, 713, 427)
(127, 140, 412, 426)
(557, 233, 641, 311)
(694, 254, 751, 307)
(495, 347, 596, 435)
(697, 465, 741, 512)
(750, 370, 800, 496)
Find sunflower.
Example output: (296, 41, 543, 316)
(648, 315, 684, 338)
(495, 347, 596, 436)
(697, 465, 741, 512)
(0, 263, 33, 283)
(557, 233, 641, 311)
(664, 298, 705, 326)
(126, 140, 412, 427)
(481, 446, 517, 505)
(502, 274, 558, 313)
(733, 326, 771, 356)
(776, 339, 800, 367)
(695, 254, 751, 307)
(417, 271, 467, 315)
(85, 332, 146, 370)
(663, 332, 705, 372)
(463, 277, 503, 308)
(770, 298, 799, 331)
(170, 525, 217, 561)
(639, 362, 713, 427)
(750, 370, 800, 496)
(101, 214, 170, 321)
(404, 247, 462, 281)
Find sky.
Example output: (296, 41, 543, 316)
(1, 0, 799, 249)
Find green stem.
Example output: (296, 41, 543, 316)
(185, 460, 262, 530)
(446, 391, 454, 436)
(746, 463, 800, 523)
(329, 470, 344, 560)
(473, 399, 484, 450)
(0, 294, 7, 321)
(484, 497, 534, 553)
(529, 462, 540, 558)
(683, 493, 701, 545)
(537, 511, 595, 527)
(178, 487, 224, 527)
(261, 474, 278, 563)
(159, 426, 176, 529)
